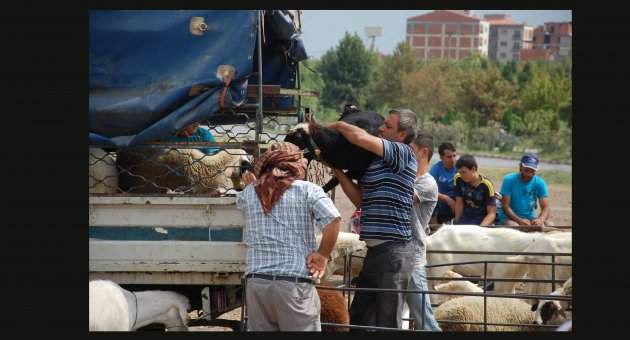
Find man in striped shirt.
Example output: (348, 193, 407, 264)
(237, 141, 341, 331)
(329, 108, 418, 330)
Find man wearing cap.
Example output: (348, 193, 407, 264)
(237, 141, 341, 331)
(497, 153, 555, 227)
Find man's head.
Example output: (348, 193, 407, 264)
(254, 141, 308, 180)
(410, 130, 434, 163)
(455, 154, 478, 184)
(519, 153, 539, 182)
(177, 121, 201, 138)
(379, 108, 417, 144)
(438, 142, 457, 169)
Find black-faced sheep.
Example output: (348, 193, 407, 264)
(531, 277, 572, 326)
(316, 281, 349, 331)
(89, 147, 119, 193)
(89, 280, 190, 331)
(116, 148, 252, 195)
(434, 296, 540, 331)
(284, 110, 384, 192)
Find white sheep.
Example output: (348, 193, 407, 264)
(116, 148, 251, 195)
(434, 280, 484, 304)
(426, 225, 547, 302)
(434, 296, 540, 331)
(89, 147, 119, 193)
(316, 231, 366, 282)
(89, 280, 190, 331)
(495, 231, 572, 305)
(532, 277, 572, 325)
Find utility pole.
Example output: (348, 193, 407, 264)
(446, 31, 453, 60)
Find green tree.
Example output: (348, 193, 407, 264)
(299, 59, 324, 114)
(369, 42, 421, 110)
(318, 32, 379, 110)
(400, 59, 457, 122)
(454, 53, 520, 126)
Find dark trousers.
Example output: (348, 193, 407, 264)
(349, 241, 414, 330)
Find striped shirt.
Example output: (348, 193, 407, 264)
(236, 180, 340, 278)
(359, 139, 418, 243)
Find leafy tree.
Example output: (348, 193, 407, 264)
(400, 59, 457, 122)
(369, 42, 421, 110)
(318, 32, 379, 110)
(454, 53, 519, 126)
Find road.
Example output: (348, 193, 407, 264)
(472, 155, 572, 172)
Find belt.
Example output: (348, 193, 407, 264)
(245, 273, 313, 284)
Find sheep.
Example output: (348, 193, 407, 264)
(426, 225, 547, 302)
(284, 110, 384, 192)
(89, 147, 119, 193)
(116, 147, 252, 195)
(532, 277, 572, 326)
(434, 280, 484, 304)
(89, 280, 190, 331)
(434, 296, 541, 331)
(494, 231, 572, 305)
(316, 231, 366, 282)
(316, 281, 349, 331)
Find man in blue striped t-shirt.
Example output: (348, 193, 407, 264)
(329, 108, 418, 330)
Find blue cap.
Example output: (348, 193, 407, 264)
(520, 153, 539, 170)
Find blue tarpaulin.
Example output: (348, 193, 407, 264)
(89, 10, 307, 148)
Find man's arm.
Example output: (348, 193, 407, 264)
(306, 218, 340, 279)
(327, 121, 384, 157)
(481, 204, 497, 226)
(533, 197, 551, 226)
(501, 195, 530, 225)
(437, 192, 456, 212)
(332, 168, 362, 209)
(454, 196, 464, 222)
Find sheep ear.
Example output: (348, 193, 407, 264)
(531, 303, 538, 311)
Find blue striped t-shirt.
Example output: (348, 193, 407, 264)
(359, 139, 417, 242)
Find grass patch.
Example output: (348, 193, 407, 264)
(470, 166, 572, 187)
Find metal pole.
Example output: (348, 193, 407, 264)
(255, 10, 264, 141)
(296, 59, 303, 123)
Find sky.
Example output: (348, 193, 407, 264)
(300, 10, 572, 59)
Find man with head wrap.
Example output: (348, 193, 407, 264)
(236, 141, 341, 331)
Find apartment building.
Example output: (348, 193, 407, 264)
(406, 10, 489, 60)
(484, 14, 533, 63)
(532, 22, 573, 61)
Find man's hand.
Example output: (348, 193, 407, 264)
(446, 197, 456, 212)
(531, 218, 543, 226)
(242, 171, 257, 187)
(306, 251, 329, 279)
(518, 218, 531, 226)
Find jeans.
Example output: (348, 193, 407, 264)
(405, 266, 442, 331)
(349, 241, 414, 329)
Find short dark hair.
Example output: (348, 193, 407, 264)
(412, 130, 435, 162)
(456, 154, 477, 170)
(438, 142, 456, 156)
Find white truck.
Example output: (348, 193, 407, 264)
(88, 10, 360, 330)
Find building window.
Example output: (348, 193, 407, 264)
(512, 42, 520, 50)
(513, 30, 521, 39)
(500, 53, 507, 58)
(513, 54, 520, 61)
(490, 29, 498, 37)
(501, 29, 508, 35)
(500, 41, 507, 47)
